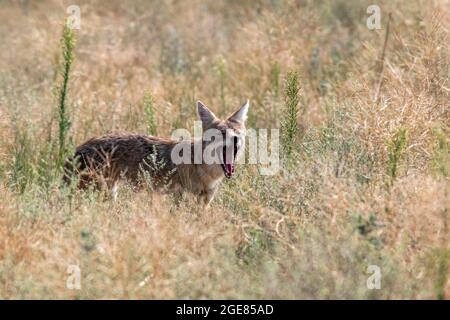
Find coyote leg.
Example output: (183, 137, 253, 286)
(199, 187, 218, 208)
(111, 182, 119, 202)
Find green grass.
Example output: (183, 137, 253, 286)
(281, 71, 301, 159)
(143, 90, 157, 136)
(386, 128, 407, 186)
(57, 24, 75, 169)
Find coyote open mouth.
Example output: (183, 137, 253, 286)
(221, 138, 238, 178)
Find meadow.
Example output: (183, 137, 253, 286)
(0, 0, 448, 299)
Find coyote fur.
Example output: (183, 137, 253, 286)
(64, 100, 249, 205)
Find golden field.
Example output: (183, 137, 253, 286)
(0, 0, 449, 299)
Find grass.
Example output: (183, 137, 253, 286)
(57, 24, 75, 169)
(0, 0, 448, 299)
(281, 70, 301, 158)
(142, 90, 157, 136)
(386, 128, 407, 186)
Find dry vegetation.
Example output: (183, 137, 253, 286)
(0, 0, 449, 299)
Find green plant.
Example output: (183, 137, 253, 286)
(36, 142, 54, 191)
(236, 228, 274, 267)
(430, 127, 449, 178)
(10, 127, 34, 193)
(352, 212, 382, 247)
(281, 70, 300, 158)
(436, 248, 449, 300)
(57, 24, 75, 169)
(428, 245, 449, 300)
(386, 128, 407, 185)
(143, 90, 157, 136)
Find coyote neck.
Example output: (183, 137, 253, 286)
(169, 140, 224, 194)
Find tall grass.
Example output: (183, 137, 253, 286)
(281, 70, 300, 159)
(386, 128, 407, 186)
(434, 243, 449, 299)
(10, 127, 34, 193)
(143, 90, 157, 136)
(431, 127, 449, 178)
(57, 24, 75, 169)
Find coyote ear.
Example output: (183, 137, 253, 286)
(228, 100, 249, 123)
(197, 101, 217, 125)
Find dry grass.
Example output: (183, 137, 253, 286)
(0, 0, 449, 299)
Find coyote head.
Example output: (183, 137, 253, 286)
(197, 100, 249, 178)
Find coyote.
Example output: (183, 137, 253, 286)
(64, 100, 249, 205)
